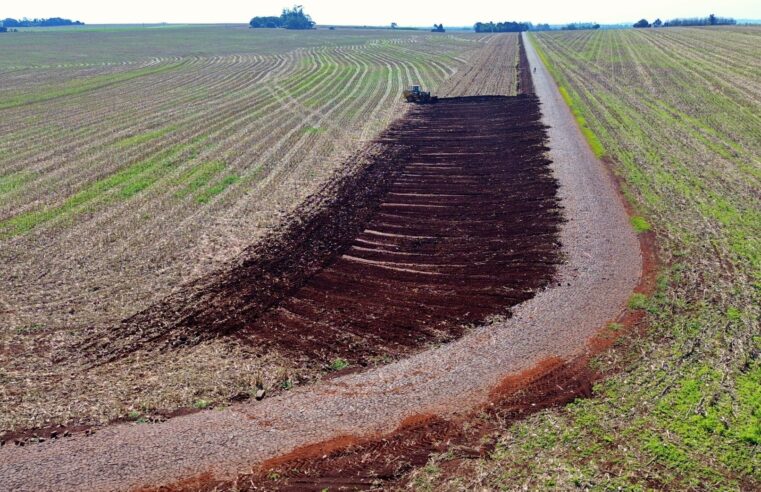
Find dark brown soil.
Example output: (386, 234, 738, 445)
(236, 95, 561, 362)
(83, 94, 562, 368)
(517, 35, 535, 95)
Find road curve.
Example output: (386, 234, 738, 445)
(0, 33, 641, 491)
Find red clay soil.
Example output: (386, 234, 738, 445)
(143, 356, 597, 491)
(82, 94, 562, 368)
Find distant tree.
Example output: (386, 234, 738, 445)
(531, 23, 552, 31)
(431, 23, 445, 32)
(249, 16, 282, 28)
(709, 14, 717, 25)
(0, 26, 6, 33)
(653, 18, 662, 27)
(391, 22, 398, 29)
(633, 19, 651, 28)
(280, 5, 315, 29)
(562, 22, 600, 31)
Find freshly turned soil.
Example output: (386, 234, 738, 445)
(94, 94, 562, 367)
(237, 95, 561, 361)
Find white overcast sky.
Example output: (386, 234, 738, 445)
(2, 1, 760, 26)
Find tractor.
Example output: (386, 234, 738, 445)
(403, 85, 438, 104)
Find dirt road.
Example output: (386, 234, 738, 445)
(0, 33, 641, 491)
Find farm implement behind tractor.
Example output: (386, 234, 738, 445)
(403, 85, 438, 104)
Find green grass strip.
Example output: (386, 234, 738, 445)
(0, 61, 186, 110)
(174, 160, 226, 198)
(195, 174, 239, 204)
(529, 33, 606, 158)
(115, 125, 178, 148)
(0, 142, 188, 237)
(631, 215, 652, 233)
(0, 170, 37, 197)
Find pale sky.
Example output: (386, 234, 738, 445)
(2, 1, 760, 26)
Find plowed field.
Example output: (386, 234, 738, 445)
(97, 95, 561, 368)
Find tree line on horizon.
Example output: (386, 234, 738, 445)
(0, 17, 84, 28)
(249, 5, 315, 30)
(474, 13, 738, 33)
(473, 21, 599, 32)
(634, 14, 736, 28)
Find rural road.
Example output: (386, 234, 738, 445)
(0, 33, 641, 491)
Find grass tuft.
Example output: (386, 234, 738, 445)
(329, 358, 349, 371)
(630, 215, 652, 233)
(193, 399, 210, 410)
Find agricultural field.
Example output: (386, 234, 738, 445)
(412, 27, 760, 490)
(0, 26, 522, 434)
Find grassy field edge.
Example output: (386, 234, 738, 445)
(528, 33, 606, 158)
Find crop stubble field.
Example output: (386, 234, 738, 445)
(0, 27, 523, 434)
(411, 27, 760, 490)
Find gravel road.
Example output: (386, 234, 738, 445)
(0, 33, 641, 491)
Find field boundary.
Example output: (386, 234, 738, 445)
(527, 33, 605, 158)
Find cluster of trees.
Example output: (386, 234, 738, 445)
(249, 16, 283, 28)
(431, 23, 445, 32)
(474, 21, 531, 33)
(663, 15, 736, 26)
(563, 22, 601, 30)
(634, 14, 736, 28)
(1, 17, 84, 27)
(249, 5, 315, 30)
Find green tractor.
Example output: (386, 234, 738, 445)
(403, 85, 438, 104)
